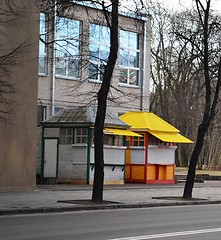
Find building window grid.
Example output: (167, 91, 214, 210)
(132, 134, 145, 146)
(55, 17, 81, 79)
(60, 128, 73, 144)
(125, 134, 144, 146)
(119, 30, 140, 86)
(75, 128, 87, 144)
(89, 24, 110, 82)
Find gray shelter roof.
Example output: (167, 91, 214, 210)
(42, 105, 129, 128)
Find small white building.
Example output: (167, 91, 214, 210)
(37, 105, 139, 184)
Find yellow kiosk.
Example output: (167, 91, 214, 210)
(120, 112, 193, 184)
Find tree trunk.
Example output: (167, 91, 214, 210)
(92, 0, 118, 202)
(183, 124, 207, 198)
(92, 98, 105, 202)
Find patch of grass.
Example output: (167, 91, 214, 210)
(176, 167, 221, 176)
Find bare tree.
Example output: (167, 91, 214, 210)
(149, 4, 203, 167)
(183, 0, 221, 198)
(149, 0, 221, 179)
(92, 0, 119, 202)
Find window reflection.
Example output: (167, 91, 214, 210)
(89, 23, 110, 82)
(89, 63, 98, 80)
(55, 17, 81, 79)
(129, 69, 139, 85)
(119, 68, 127, 84)
(119, 30, 139, 86)
(39, 13, 47, 75)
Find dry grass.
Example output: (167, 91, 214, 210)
(176, 167, 221, 176)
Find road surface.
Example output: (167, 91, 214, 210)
(1, 204, 221, 240)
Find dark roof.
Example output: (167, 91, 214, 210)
(42, 105, 129, 128)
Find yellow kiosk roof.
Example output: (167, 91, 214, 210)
(119, 112, 193, 143)
(120, 112, 179, 132)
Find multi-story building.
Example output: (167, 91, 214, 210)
(37, 2, 151, 122)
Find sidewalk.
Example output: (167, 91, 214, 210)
(1, 181, 221, 215)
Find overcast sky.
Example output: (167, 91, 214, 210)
(161, 0, 221, 12)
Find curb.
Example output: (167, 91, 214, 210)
(1, 200, 221, 216)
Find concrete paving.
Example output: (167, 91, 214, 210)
(1, 181, 221, 215)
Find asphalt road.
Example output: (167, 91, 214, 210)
(1, 205, 221, 240)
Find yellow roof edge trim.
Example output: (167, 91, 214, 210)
(104, 128, 141, 137)
(148, 130, 193, 143)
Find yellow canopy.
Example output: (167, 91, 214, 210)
(119, 112, 193, 143)
(104, 128, 141, 137)
(120, 112, 179, 132)
(148, 130, 193, 143)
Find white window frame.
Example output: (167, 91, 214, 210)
(55, 17, 81, 80)
(74, 128, 87, 144)
(60, 128, 73, 144)
(119, 30, 140, 87)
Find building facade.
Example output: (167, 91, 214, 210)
(37, 2, 151, 121)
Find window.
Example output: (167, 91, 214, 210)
(119, 30, 139, 86)
(60, 128, 73, 144)
(103, 135, 124, 146)
(148, 134, 161, 145)
(75, 128, 87, 143)
(55, 17, 81, 79)
(89, 24, 110, 82)
(132, 134, 144, 146)
(39, 13, 47, 75)
(103, 135, 114, 145)
(114, 135, 124, 146)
